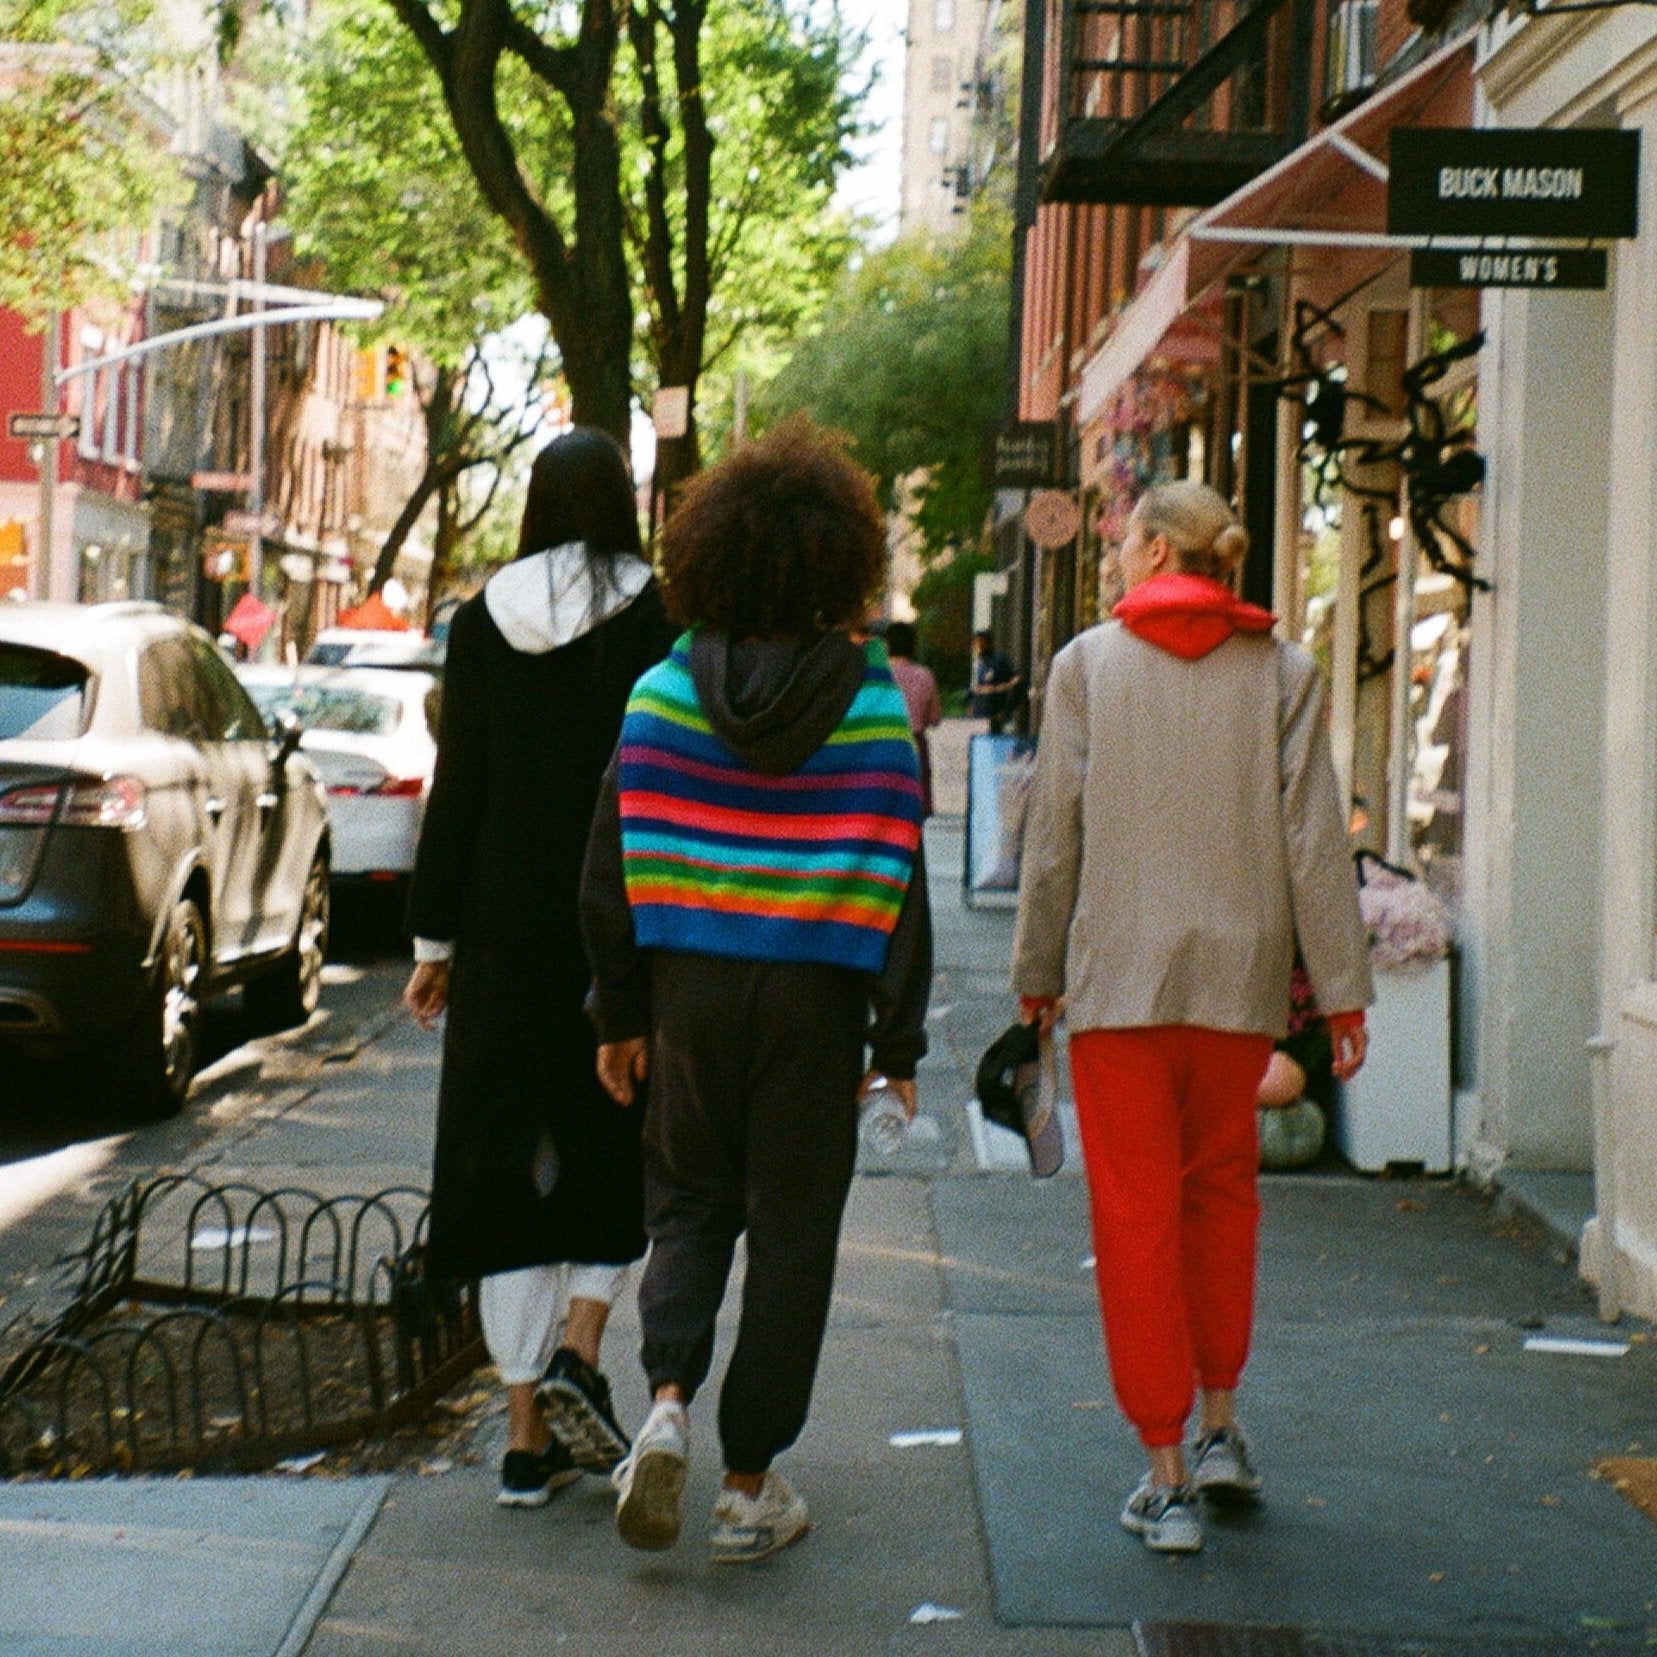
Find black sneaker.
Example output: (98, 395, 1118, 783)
(497, 1441, 581, 1508)
(536, 1347, 631, 1472)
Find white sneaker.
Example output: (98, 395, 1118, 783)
(709, 1471, 810, 1563)
(612, 1400, 689, 1551)
(1190, 1423, 1264, 1501)
(1119, 1475, 1203, 1553)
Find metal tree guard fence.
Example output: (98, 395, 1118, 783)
(0, 1176, 483, 1477)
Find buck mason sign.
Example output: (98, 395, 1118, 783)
(1387, 128, 1640, 239)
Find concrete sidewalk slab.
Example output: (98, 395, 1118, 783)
(0, 1476, 389, 1657)
(936, 1177, 1657, 1642)
(303, 1177, 1129, 1657)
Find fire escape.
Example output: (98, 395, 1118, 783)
(1040, 0, 1317, 206)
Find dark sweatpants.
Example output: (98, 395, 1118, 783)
(637, 949, 866, 1475)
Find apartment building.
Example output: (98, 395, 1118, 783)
(901, 0, 998, 236)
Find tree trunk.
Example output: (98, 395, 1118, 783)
(427, 479, 465, 623)
(368, 471, 444, 597)
(389, 0, 636, 448)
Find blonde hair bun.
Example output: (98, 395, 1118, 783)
(1136, 481, 1247, 580)
(1211, 523, 1250, 573)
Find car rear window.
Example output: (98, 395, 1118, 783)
(245, 681, 402, 736)
(0, 644, 90, 740)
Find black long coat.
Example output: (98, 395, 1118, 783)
(408, 578, 672, 1280)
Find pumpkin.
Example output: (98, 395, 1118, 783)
(1258, 1099, 1326, 1170)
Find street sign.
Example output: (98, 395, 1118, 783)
(1387, 128, 1640, 239)
(653, 386, 690, 440)
(191, 470, 254, 492)
(8, 412, 80, 442)
(1411, 247, 1608, 291)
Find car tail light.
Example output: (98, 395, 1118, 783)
(372, 776, 425, 798)
(62, 777, 147, 828)
(0, 784, 62, 826)
(0, 777, 147, 829)
(331, 775, 424, 798)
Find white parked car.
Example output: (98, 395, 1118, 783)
(305, 628, 444, 671)
(237, 665, 439, 885)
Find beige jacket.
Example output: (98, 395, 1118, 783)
(1010, 621, 1373, 1038)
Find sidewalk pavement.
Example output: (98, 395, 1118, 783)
(6, 721, 1655, 1656)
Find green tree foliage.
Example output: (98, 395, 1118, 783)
(244, 0, 550, 599)
(759, 205, 1012, 560)
(370, 0, 863, 474)
(621, 0, 862, 474)
(0, 0, 186, 320)
(264, 0, 533, 364)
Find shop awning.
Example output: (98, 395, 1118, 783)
(1077, 31, 1476, 427)
(335, 592, 410, 631)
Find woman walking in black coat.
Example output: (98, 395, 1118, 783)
(403, 427, 672, 1507)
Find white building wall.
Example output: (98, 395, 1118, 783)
(1477, 11, 1657, 1316)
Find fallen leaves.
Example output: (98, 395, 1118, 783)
(1596, 1457, 1657, 1525)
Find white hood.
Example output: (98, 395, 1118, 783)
(484, 543, 652, 655)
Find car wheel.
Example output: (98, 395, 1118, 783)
(245, 854, 330, 1031)
(124, 896, 206, 1119)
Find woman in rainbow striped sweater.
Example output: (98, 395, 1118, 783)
(580, 420, 933, 1564)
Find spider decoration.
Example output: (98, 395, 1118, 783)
(1274, 298, 1491, 606)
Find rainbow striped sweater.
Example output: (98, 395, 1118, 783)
(616, 634, 924, 973)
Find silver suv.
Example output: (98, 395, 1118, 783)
(0, 602, 331, 1115)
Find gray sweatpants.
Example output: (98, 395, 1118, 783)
(637, 948, 866, 1475)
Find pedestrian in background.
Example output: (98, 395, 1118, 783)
(403, 427, 673, 1509)
(970, 629, 1021, 733)
(1011, 480, 1372, 1554)
(884, 620, 942, 816)
(581, 419, 932, 1564)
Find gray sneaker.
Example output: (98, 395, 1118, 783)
(1119, 1476, 1203, 1553)
(1190, 1423, 1263, 1501)
(612, 1400, 689, 1551)
(709, 1471, 810, 1563)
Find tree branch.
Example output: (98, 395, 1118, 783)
(440, 0, 579, 342)
(501, 10, 578, 96)
(382, 0, 451, 76)
(668, 1, 711, 354)
(626, 0, 680, 343)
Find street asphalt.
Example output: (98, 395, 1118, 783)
(4, 719, 1653, 1657)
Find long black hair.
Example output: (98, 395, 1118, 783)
(515, 426, 642, 562)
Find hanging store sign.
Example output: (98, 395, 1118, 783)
(1025, 489, 1082, 550)
(1410, 247, 1608, 290)
(993, 422, 1058, 487)
(1387, 128, 1640, 239)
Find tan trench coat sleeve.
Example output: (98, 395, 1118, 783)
(1009, 642, 1088, 1001)
(1275, 648, 1375, 1018)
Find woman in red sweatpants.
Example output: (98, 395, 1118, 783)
(1012, 481, 1374, 1555)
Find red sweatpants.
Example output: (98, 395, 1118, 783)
(1070, 1025, 1273, 1449)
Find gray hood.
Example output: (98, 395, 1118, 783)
(484, 543, 652, 654)
(689, 630, 865, 776)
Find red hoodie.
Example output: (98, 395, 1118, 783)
(1113, 571, 1275, 660)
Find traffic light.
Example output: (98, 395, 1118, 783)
(385, 345, 407, 397)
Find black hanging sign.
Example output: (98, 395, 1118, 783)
(1387, 128, 1639, 239)
(1410, 247, 1608, 290)
(993, 421, 1058, 487)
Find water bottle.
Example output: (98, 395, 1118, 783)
(860, 1076, 909, 1155)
